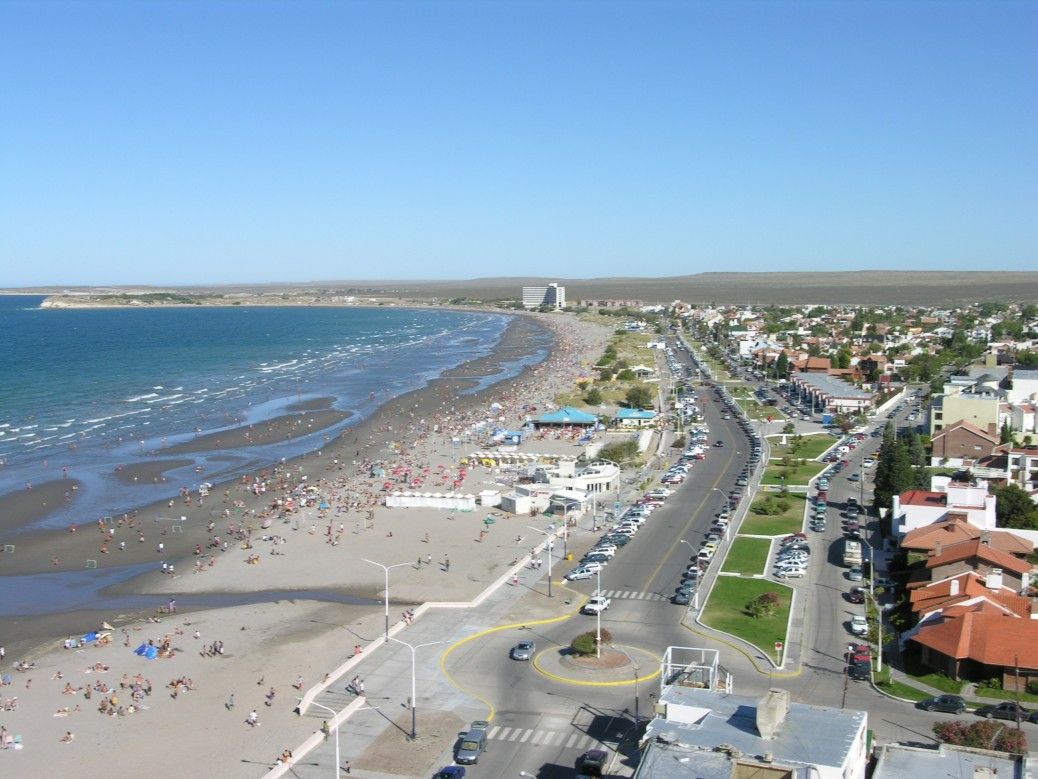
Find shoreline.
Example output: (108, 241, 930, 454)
(0, 310, 614, 777)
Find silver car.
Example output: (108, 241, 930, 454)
(510, 639, 536, 661)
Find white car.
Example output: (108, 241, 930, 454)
(775, 567, 807, 578)
(582, 596, 612, 615)
(588, 546, 616, 558)
(849, 615, 868, 635)
(862, 458, 876, 468)
(565, 567, 595, 581)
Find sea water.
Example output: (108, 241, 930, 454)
(0, 296, 547, 531)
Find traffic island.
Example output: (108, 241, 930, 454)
(533, 643, 661, 686)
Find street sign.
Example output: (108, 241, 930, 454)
(614, 501, 622, 511)
(774, 641, 783, 652)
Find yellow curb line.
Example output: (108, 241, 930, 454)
(438, 584, 589, 722)
(532, 644, 662, 687)
(680, 618, 802, 679)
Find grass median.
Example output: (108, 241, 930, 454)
(740, 494, 807, 536)
(721, 537, 771, 575)
(766, 434, 834, 461)
(762, 461, 828, 487)
(701, 578, 792, 658)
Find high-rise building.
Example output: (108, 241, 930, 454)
(521, 282, 566, 310)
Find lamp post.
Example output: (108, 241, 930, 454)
(389, 637, 444, 740)
(307, 699, 341, 779)
(861, 586, 883, 673)
(595, 566, 603, 658)
(362, 558, 411, 642)
(527, 525, 557, 598)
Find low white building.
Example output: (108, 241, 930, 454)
(891, 476, 997, 539)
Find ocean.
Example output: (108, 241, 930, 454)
(0, 296, 545, 532)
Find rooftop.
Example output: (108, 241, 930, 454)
(791, 372, 872, 399)
(901, 519, 1032, 556)
(911, 609, 1038, 667)
(872, 742, 1027, 779)
(925, 538, 1033, 575)
(642, 686, 865, 772)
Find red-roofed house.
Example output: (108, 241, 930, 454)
(901, 519, 1033, 559)
(925, 539, 1033, 591)
(910, 608, 1038, 689)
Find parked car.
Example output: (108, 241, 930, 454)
(846, 587, 866, 604)
(847, 567, 864, 582)
(575, 749, 608, 778)
(582, 596, 611, 615)
(510, 640, 536, 661)
(849, 615, 868, 635)
(917, 694, 967, 714)
(565, 567, 595, 581)
(775, 567, 807, 578)
(848, 659, 871, 680)
(435, 767, 467, 779)
(672, 590, 693, 605)
(975, 701, 1031, 721)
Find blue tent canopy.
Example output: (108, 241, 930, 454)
(535, 406, 598, 426)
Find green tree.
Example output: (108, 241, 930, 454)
(584, 387, 603, 406)
(775, 353, 789, 379)
(615, 368, 636, 381)
(782, 422, 796, 435)
(625, 384, 654, 410)
(993, 484, 1038, 529)
(1000, 420, 1014, 445)
(745, 592, 781, 618)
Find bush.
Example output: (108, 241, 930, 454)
(598, 440, 640, 464)
(570, 629, 612, 656)
(745, 592, 781, 618)
(671, 435, 687, 449)
(584, 388, 603, 405)
(616, 369, 636, 381)
(751, 496, 791, 516)
(934, 720, 1027, 753)
(598, 368, 614, 382)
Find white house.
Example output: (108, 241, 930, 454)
(891, 477, 997, 539)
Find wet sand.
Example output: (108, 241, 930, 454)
(0, 478, 81, 535)
(112, 460, 194, 486)
(158, 408, 351, 455)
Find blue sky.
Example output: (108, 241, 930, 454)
(1, 0, 1035, 286)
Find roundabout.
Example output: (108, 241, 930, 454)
(532, 642, 661, 686)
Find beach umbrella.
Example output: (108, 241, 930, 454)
(318, 501, 330, 510)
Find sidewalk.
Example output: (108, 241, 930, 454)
(266, 534, 593, 778)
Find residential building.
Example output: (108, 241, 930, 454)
(930, 382, 1002, 434)
(924, 539, 1033, 591)
(929, 419, 1000, 466)
(873, 742, 1031, 779)
(638, 684, 867, 779)
(521, 282, 566, 310)
(891, 478, 997, 538)
(901, 519, 1032, 559)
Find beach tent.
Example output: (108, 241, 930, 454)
(134, 644, 159, 660)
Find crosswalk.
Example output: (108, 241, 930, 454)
(486, 725, 603, 750)
(593, 588, 668, 602)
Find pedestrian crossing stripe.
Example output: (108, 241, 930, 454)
(486, 726, 599, 750)
(593, 589, 667, 602)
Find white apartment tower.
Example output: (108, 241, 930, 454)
(521, 282, 566, 310)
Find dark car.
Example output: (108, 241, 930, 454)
(975, 701, 1030, 721)
(848, 659, 871, 680)
(575, 748, 608, 778)
(847, 587, 865, 604)
(672, 590, 692, 605)
(435, 767, 467, 779)
(917, 694, 967, 714)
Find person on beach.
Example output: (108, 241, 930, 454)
(226, 693, 235, 710)
(247, 709, 259, 727)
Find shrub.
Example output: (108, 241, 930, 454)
(934, 720, 1027, 753)
(584, 387, 603, 405)
(671, 435, 687, 449)
(751, 496, 791, 516)
(745, 592, 781, 618)
(570, 629, 611, 656)
(616, 369, 636, 381)
(598, 440, 640, 464)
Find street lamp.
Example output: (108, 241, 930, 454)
(389, 637, 444, 740)
(595, 566, 603, 658)
(527, 525, 557, 598)
(362, 558, 411, 642)
(861, 586, 884, 673)
(304, 700, 381, 777)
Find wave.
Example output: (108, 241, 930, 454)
(126, 393, 159, 402)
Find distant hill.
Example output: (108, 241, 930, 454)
(6, 270, 1038, 306)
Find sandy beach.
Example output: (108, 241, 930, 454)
(0, 311, 614, 775)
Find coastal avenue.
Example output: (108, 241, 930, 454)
(440, 343, 752, 777)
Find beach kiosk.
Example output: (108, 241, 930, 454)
(533, 407, 598, 429)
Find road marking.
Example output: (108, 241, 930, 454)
(565, 732, 580, 748)
(489, 727, 596, 750)
(599, 589, 667, 602)
(518, 729, 533, 743)
(530, 730, 545, 745)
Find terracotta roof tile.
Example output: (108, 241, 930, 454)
(901, 490, 946, 508)
(902, 519, 1033, 556)
(912, 612, 1038, 667)
(925, 538, 1033, 575)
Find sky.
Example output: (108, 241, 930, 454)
(1, 0, 1036, 286)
